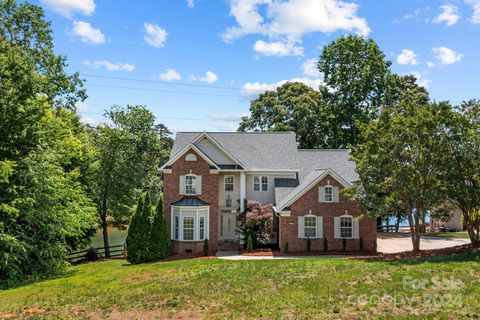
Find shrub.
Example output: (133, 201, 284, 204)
(149, 194, 170, 261)
(306, 237, 311, 252)
(323, 238, 328, 252)
(126, 194, 152, 264)
(240, 200, 274, 246)
(342, 238, 347, 252)
(246, 235, 253, 253)
(203, 239, 209, 256)
(284, 241, 289, 253)
(359, 237, 364, 252)
(86, 248, 98, 262)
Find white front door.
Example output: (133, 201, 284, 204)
(220, 211, 236, 240)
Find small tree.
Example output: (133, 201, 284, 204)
(284, 241, 289, 253)
(126, 193, 152, 264)
(240, 200, 274, 247)
(203, 239, 209, 256)
(246, 235, 253, 253)
(126, 195, 144, 264)
(149, 194, 170, 260)
(306, 237, 311, 252)
(323, 238, 328, 252)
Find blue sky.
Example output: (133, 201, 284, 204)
(37, 0, 480, 133)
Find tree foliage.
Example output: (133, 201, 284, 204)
(240, 200, 274, 246)
(351, 101, 455, 251)
(0, 0, 96, 284)
(149, 194, 170, 260)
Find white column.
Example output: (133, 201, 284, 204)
(240, 172, 246, 213)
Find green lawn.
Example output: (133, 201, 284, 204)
(1, 252, 479, 319)
(424, 231, 470, 239)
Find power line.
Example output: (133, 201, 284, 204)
(80, 73, 263, 93)
(78, 111, 207, 121)
(85, 83, 240, 98)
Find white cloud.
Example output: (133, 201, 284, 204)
(433, 4, 460, 26)
(223, 0, 370, 55)
(432, 46, 463, 65)
(409, 71, 431, 88)
(301, 58, 322, 77)
(396, 49, 419, 66)
(241, 77, 323, 100)
(80, 117, 98, 126)
(186, 0, 195, 8)
(208, 112, 249, 122)
(253, 40, 303, 57)
(71, 21, 105, 45)
(40, 0, 95, 18)
(76, 102, 89, 111)
(83, 60, 135, 72)
(158, 69, 181, 81)
(191, 71, 218, 83)
(427, 61, 436, 68)
(143, 23, 168, 48)
(392, 9, 422, 23)
(465, 0, 480, 23)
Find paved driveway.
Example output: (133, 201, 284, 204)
(377, 232, 470, 253)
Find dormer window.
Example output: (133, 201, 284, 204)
(185, 175, 197, 195)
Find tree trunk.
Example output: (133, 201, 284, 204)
(101, 197, 110, 258)
(395, 212, 402, 232)
(407, 213, 421, 252)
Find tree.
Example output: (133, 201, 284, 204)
(0, 0, 96, 283)
(444, 100, 480, 243)
(149, 194, 171, 260)
(239, 200, 274, 247)
(126, 195, 144, 264)
(318, 35, 391, 147)
(238, 82, 326, 148)
(89, 105, 168, 257)
(351, 101, 455, 251)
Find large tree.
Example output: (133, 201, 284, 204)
(0, 0, 96, 283)
(318, 35, 392, 148)
(89, 105, 168, 257)
(351, 101, 455, 251)
(445, 100, 480, 243)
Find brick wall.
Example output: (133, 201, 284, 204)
(279, 174, 376, 253)
(163, 149, 219, 254)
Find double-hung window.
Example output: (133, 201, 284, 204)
(183, 216, 195, 240)
(174, 215, 179, 240)
(199, 216, 205, 240)
(224, 176, 234, 192)
(172, 208, 209, 241)
(304, 216, 317, 238)
(324, 185, 333, 202)
(340, 216, 353, 238)
(185, 175, 197, 195)
(254, 176, 268, 192)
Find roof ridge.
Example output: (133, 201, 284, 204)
(298, 149, 349, 151)
(177, 131, 295, 134)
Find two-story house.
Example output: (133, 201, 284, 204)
(161, 132, 376, 254)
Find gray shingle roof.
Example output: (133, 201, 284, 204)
(297, 149, 358, 183)
(171, 197, 209, 206)
(171, 132, 298, 170)
(276, 169, 326, 210)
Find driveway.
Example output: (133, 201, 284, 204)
(377, 232, 470, 253)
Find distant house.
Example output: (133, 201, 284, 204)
(431, 208, 464, 231)
(160, 132, 376, 254)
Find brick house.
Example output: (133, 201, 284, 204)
(161, 132, 376, 254)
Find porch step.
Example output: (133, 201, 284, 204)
(217, 242, 239, 251)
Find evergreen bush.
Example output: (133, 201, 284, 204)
(323, 238, 328, 252)
(149, 194, 170, 260)
(203, 239, 209, 256)
(284, 241, 289, 253)
(306, 237, 311, 252)
(342, 238, 347, 252)
(246, 234, 253, 253)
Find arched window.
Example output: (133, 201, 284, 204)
(185, 153, 197, 161)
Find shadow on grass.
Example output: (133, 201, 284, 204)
(366, 249, 480, 266)
(0, 268, 79, 291)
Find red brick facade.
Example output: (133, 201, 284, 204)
(163, 149, 219, 254)
(279, 174, 377, 253)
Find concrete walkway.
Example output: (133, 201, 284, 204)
(216, 251, 347, 260)
(377, 232, 470, 253)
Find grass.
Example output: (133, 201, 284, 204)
(424, 231, 470, 239)
(1, 252, 479, 319)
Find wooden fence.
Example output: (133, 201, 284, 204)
(67, 244, 126, 264)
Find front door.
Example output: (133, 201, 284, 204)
(220, 211, 236, 240)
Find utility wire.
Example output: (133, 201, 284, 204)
(78, 110, 207, 121)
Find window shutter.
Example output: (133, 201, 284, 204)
(317, 216, 323, 238)
(353, 218, 360, 239)
(298, 216, 304, 238)
(318, 186, 325, 203)
(333, 186, 340, 202)
(196, 175, 202, 195)
(334, 216, 340, 239)
(179, 175, 185, 195)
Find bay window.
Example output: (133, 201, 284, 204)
(171, 207, 209, 241)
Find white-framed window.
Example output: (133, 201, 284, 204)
(171, 207, 209, 241)
(253, 176, 268, 192)
(304, 216, 317, 238)
(324, 185, 333, 202)
(224, 175, 234, 192)
(340, 216, 353, 238)
(183, 216, 195, 240)
(185, 153, 197, 161)
(185, 174, 197, 195)
(174, 215, 179, 240)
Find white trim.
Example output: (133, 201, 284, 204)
(302, 214, 317, 239)
(240, 172, 246, 212)
(171, 206, 210, 242)
(277, 169, 350, 211)
(192, 132, 246, 168)
(245, 169, 300, 173)
(160, 144, 219, 170)
(163, 169, 172, 174)
(324, 185, 334, 203)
